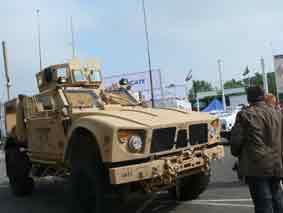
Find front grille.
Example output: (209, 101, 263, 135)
(189, 124, 208, 145)
(176, 130, 188, 148)
(150, 127, 176, 153)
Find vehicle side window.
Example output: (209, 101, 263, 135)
(56, 67, 68, 83)
(35, 95, 55, 111)
(73, 69, 87, 82)
(57, 67, 67, 78)
(89, 70, 102, 82)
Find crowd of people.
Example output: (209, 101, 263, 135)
(230, 86, 283, 213)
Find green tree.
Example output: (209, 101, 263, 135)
(245, 72, 277, 96)
(267, 72, 277, 96)
(189, 80, 213, 98)
(224, 79, 244, 89)
(250, 72, 263, 86)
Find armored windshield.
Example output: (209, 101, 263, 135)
(64, 89, 99, 108)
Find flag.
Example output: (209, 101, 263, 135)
(185, 70, 193, 82)
(166, 83, 176, 88)
(243, 66, 250, 76)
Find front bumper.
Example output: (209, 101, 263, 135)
(109, 145, 224, 185)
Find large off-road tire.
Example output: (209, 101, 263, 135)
(5, 145, 34, 196)
(69, 130, 112, 213)
(170, 170, 211, 201)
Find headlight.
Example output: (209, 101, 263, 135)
(128, 135, 143, 153)
(118, 130, 145, 153)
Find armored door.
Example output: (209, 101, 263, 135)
(24, 92, 67, 162)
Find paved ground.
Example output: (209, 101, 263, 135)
(0, 151, 5, 183)
(0, 147, 253, 213)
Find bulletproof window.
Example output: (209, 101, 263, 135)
(89, 69, 102, 82)
(57, 67, 67, 79)
(73, 69, 87, 82)
(64, 90, 98, 108)
(56, 67, 68, 84)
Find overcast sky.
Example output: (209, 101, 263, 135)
(1, 0, 283, 99)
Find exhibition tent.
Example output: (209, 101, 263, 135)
(202, 98, 224, 112)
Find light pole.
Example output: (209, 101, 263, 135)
(36, 9, 43, 71)
(70, 16, 76, 58)
(2, 41, 11, 100)
(185, 69, 193, 100)
(142, 0, 155, 107)
(218, 59, 226, 111)
(0, 102, 3, 139)
(260, 57, 269, 94)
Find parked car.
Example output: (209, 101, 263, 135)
(210, 106, 242, 141)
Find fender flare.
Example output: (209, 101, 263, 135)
(64, 117, 114, 163)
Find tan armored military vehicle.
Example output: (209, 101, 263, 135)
(4, 58, 224, 212)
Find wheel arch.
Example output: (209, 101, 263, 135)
(64, 116, 115, 163)
(64, 126, 101, 164)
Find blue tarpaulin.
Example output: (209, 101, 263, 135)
(202, 98, 224, 112)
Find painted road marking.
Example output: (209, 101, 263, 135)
(189, 201, 253, 208)
(188, 198, 254, 208)
(195, 198, 252, 202)
(136, 196, 254, 212)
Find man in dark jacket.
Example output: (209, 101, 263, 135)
(230, 86, 283, 213)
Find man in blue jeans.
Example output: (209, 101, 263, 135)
(230, 86, 283, 213)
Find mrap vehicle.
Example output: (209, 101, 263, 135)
(4, 58, 224, 213)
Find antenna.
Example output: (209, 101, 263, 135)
(2, 41, 11, 100)
(36, 9, 43, 71)
(142, 0, 155, 107)
(70, 16, 76, 58)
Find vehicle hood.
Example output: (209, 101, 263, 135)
(73, 107, 211, 128)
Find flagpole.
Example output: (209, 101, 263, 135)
(70, 16, 76, 58)
(261, 57, 268, 94)
(218, 59, 226, 111)
(142, 0, 155, 107)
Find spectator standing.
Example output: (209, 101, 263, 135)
(230, 86, 283, 213)
(264, 93, 277, 108)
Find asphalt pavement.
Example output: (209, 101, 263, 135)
(0, 147, 253, 213)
